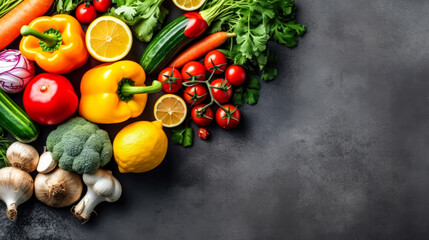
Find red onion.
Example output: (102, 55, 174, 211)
(0, 49, 35, 93)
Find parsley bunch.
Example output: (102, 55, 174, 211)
(202, 0, 305, 81)
(108, 0, 168, 42)
(200, 0, 305, 106)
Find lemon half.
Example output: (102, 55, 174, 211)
(85, 16, 133, 62)
(173, 0, 206, 11)
(154, 94, 187, 128)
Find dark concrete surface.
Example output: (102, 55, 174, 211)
(2, 0, 429, 239)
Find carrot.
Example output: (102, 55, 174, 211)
(169, 32, 236, 68)
(0, 0, 53, 50)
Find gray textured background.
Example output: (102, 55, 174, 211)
(2, 0, 429, 239)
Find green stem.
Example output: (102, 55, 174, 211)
(182, 80, 207, 87)
(121, 80, 162, 96)
(0, 0, 22, 18)
(20, 26, 58, 48)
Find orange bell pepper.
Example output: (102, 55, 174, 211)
(19, 14, 88, 74)
(79, 61, 162, 124)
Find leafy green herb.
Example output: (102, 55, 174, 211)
(232, 77, 261, 107)
(108, 0, 168, 42)
(202, 0, 305, 80)
(53, 0, 83, 14)
(172, 127, 194, 147)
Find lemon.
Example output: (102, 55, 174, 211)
(173, 0, 206, 11)
(113, 121, 168, 173)
(85, 16, 133, 62)
(154, 94, 187, 128)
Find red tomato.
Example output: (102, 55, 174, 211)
(158, 67, 182, 93)
(191, 105, 213, 126)
(198, 128, 210, 139)
(225, 65, 246, 86)
(181, 61, 206, 81)
(93, 0, 111, 13)
(216, 104, 241, 129)
(23, 73, 78, 125)
(210, 78, 232, 104)
(204, 50, 227, 74)
(75, 3, 97, 24)
(183, 84, 208, 105)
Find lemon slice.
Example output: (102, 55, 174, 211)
(85, 16, 133, 62)
(173, 0, 206, 11)
(154, 94, 187, 128)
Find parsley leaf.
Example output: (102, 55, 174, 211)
(54, 0, 82, 14)
(183, 128, 194, 147)
(171, 127, 194, 147)
(114, 6, 137, 20)
(171, 129, 184, 145)
(233, 77, 261, 107)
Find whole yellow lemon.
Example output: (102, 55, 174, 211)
(113, 121, 168, 173)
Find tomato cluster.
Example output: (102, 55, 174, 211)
(158, 50, 247, 136)
(76, 0, 112, 24)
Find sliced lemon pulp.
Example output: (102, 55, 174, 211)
(154, 94, 187, 128)
(173, 0, 206, 11)
(86, 16, 133, 62)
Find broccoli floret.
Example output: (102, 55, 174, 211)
(46, 117, 113, 174)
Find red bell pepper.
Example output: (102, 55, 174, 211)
(23, 73, 78, 125)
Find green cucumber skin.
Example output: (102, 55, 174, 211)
(0, 90, 39, 143)
(140, 15, 195, 76)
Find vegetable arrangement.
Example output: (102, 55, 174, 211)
(0, 0, 305, 223)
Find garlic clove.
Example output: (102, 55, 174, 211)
(6, 142, 39, 172)
(37, 149, 57, 173)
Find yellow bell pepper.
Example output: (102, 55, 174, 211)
(19, 14, 88, 74)
(79, 61, 162, 124)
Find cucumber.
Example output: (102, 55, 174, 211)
(0, 90, 39, 143)
(140, 15, 194, 76)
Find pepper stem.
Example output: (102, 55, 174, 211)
(20, 26, 63, 52)
(121, 80, 162, 95)
(21, 26, 57, 47)
(118, 78, 162, 102)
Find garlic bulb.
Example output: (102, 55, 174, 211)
(35, 168, 83, 208)
(6, 141, 39, 172)
(0, 167, 34, 221)
(37, 147, 57, 173)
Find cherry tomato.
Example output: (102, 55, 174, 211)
(204, 50, 227, 74)
(191, 105, 213, 126)
(216, 104, 241, 129)
(183, 84, 208, 105)
(198, 128, 210, 139)
(75, 3, 97, 24)
(181, 61, 206, 81)
(158, 67, 182, 93)
(225, 65, 246, 86)
(93, 0, 111, 13)
(210, 78, 232, 104)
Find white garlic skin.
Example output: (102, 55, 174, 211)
(35, 168, 83, 208)
(0, 167, 34, 221)
(6, 142, 39, 172)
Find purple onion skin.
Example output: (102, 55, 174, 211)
(0, 49, 35, 93)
